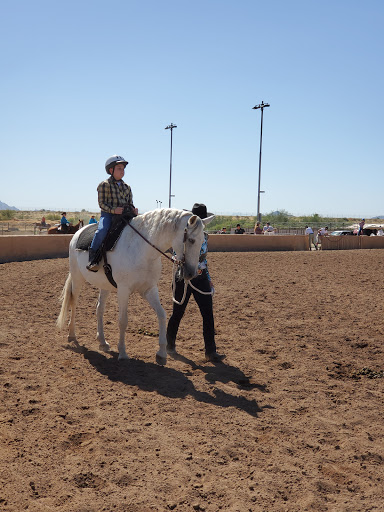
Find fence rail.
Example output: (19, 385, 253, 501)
(0, 222, 58, 235)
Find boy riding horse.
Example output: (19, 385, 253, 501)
(87, 155, 138, 271)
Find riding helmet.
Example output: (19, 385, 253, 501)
(105, 155, 129, 174)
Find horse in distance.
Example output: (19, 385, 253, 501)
(48, 220, 84, 234)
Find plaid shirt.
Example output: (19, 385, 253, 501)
(97, 176, 133, 214)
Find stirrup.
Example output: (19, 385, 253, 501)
(86, 261, 99, 272)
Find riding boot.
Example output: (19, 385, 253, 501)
(86, 248, 99, 272)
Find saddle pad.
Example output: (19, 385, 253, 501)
(76, 224, 98, 250)
(75, 218, 127, 252)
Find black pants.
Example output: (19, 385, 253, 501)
(167, 270, 216, 355)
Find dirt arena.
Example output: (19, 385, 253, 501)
(1, 250, 384, 511)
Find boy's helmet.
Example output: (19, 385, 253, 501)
(105, 155, 129, 174)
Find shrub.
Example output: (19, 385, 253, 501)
(0, 210, 16, 221)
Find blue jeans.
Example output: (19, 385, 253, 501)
(90, 211, 113, 251)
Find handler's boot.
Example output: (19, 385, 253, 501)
(204, 351, 226, 363)
(166, 334, 177, 355)
(86, 249, 99, 272)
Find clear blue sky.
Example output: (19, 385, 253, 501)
(1, 0, 383, 218)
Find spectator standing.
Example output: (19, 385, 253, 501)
(220, 227, 228, 234)
(318, 226, 329, 236)
(317, 226, 328, 247)
(235, 223, 245, 234)
(358, 219, 365, 236)
(89, 215, 98, 224)
(305, 225, 317, 250)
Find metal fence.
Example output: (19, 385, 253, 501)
(0, 223, 40, 235)
(207, 222, 349, 235)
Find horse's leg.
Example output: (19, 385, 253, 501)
(117, 288, 130, 361)
(96, 289, 111, 352)
(143, 286, 167, 366)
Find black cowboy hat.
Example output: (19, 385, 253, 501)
(191, 203, 213, 220)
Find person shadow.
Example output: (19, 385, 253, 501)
(169, 351, 268, 390)
(65, 342, 270, 418)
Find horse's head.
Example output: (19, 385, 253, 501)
(172, 213, 212, 281)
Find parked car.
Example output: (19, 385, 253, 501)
(330, 230, 354, 236)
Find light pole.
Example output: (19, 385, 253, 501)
(252, 101, 270, 222)
(165, 123, 177, 207)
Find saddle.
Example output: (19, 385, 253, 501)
(76, 205, 137, 287)
(58, 225, 69, 234)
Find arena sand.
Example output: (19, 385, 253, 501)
(0, 250, 383, 511)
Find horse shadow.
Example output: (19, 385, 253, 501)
(65, 343, 269, 418)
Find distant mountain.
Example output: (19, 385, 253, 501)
(0, 200, 18, 211)
(375, 215, 384, 219)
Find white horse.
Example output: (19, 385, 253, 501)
(57, 208, 207, 365)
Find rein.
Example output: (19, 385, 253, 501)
(126, 221, 186, 265)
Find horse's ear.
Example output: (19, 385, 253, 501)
(188, 215, 198, 227)
(202, 214, 215, 226)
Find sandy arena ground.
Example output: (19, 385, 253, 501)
(0, 250, 384, 511)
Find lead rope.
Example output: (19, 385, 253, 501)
(172, 271, 214, 306)
(172, 242, 214, 305)
(171, 266, 188, 305)
(189, 280, 214, 295)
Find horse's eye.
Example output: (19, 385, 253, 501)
(188, 238, 195, 244)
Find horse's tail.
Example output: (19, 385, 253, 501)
(56, 273, 73, 330)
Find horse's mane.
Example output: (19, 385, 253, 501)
(132, 208, 192, 237)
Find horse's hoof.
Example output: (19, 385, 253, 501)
(118, 354, 129, 361)
(99, 343, 111, 353)
(68, 336, 77, 343)
(156, 354, 167, 366)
